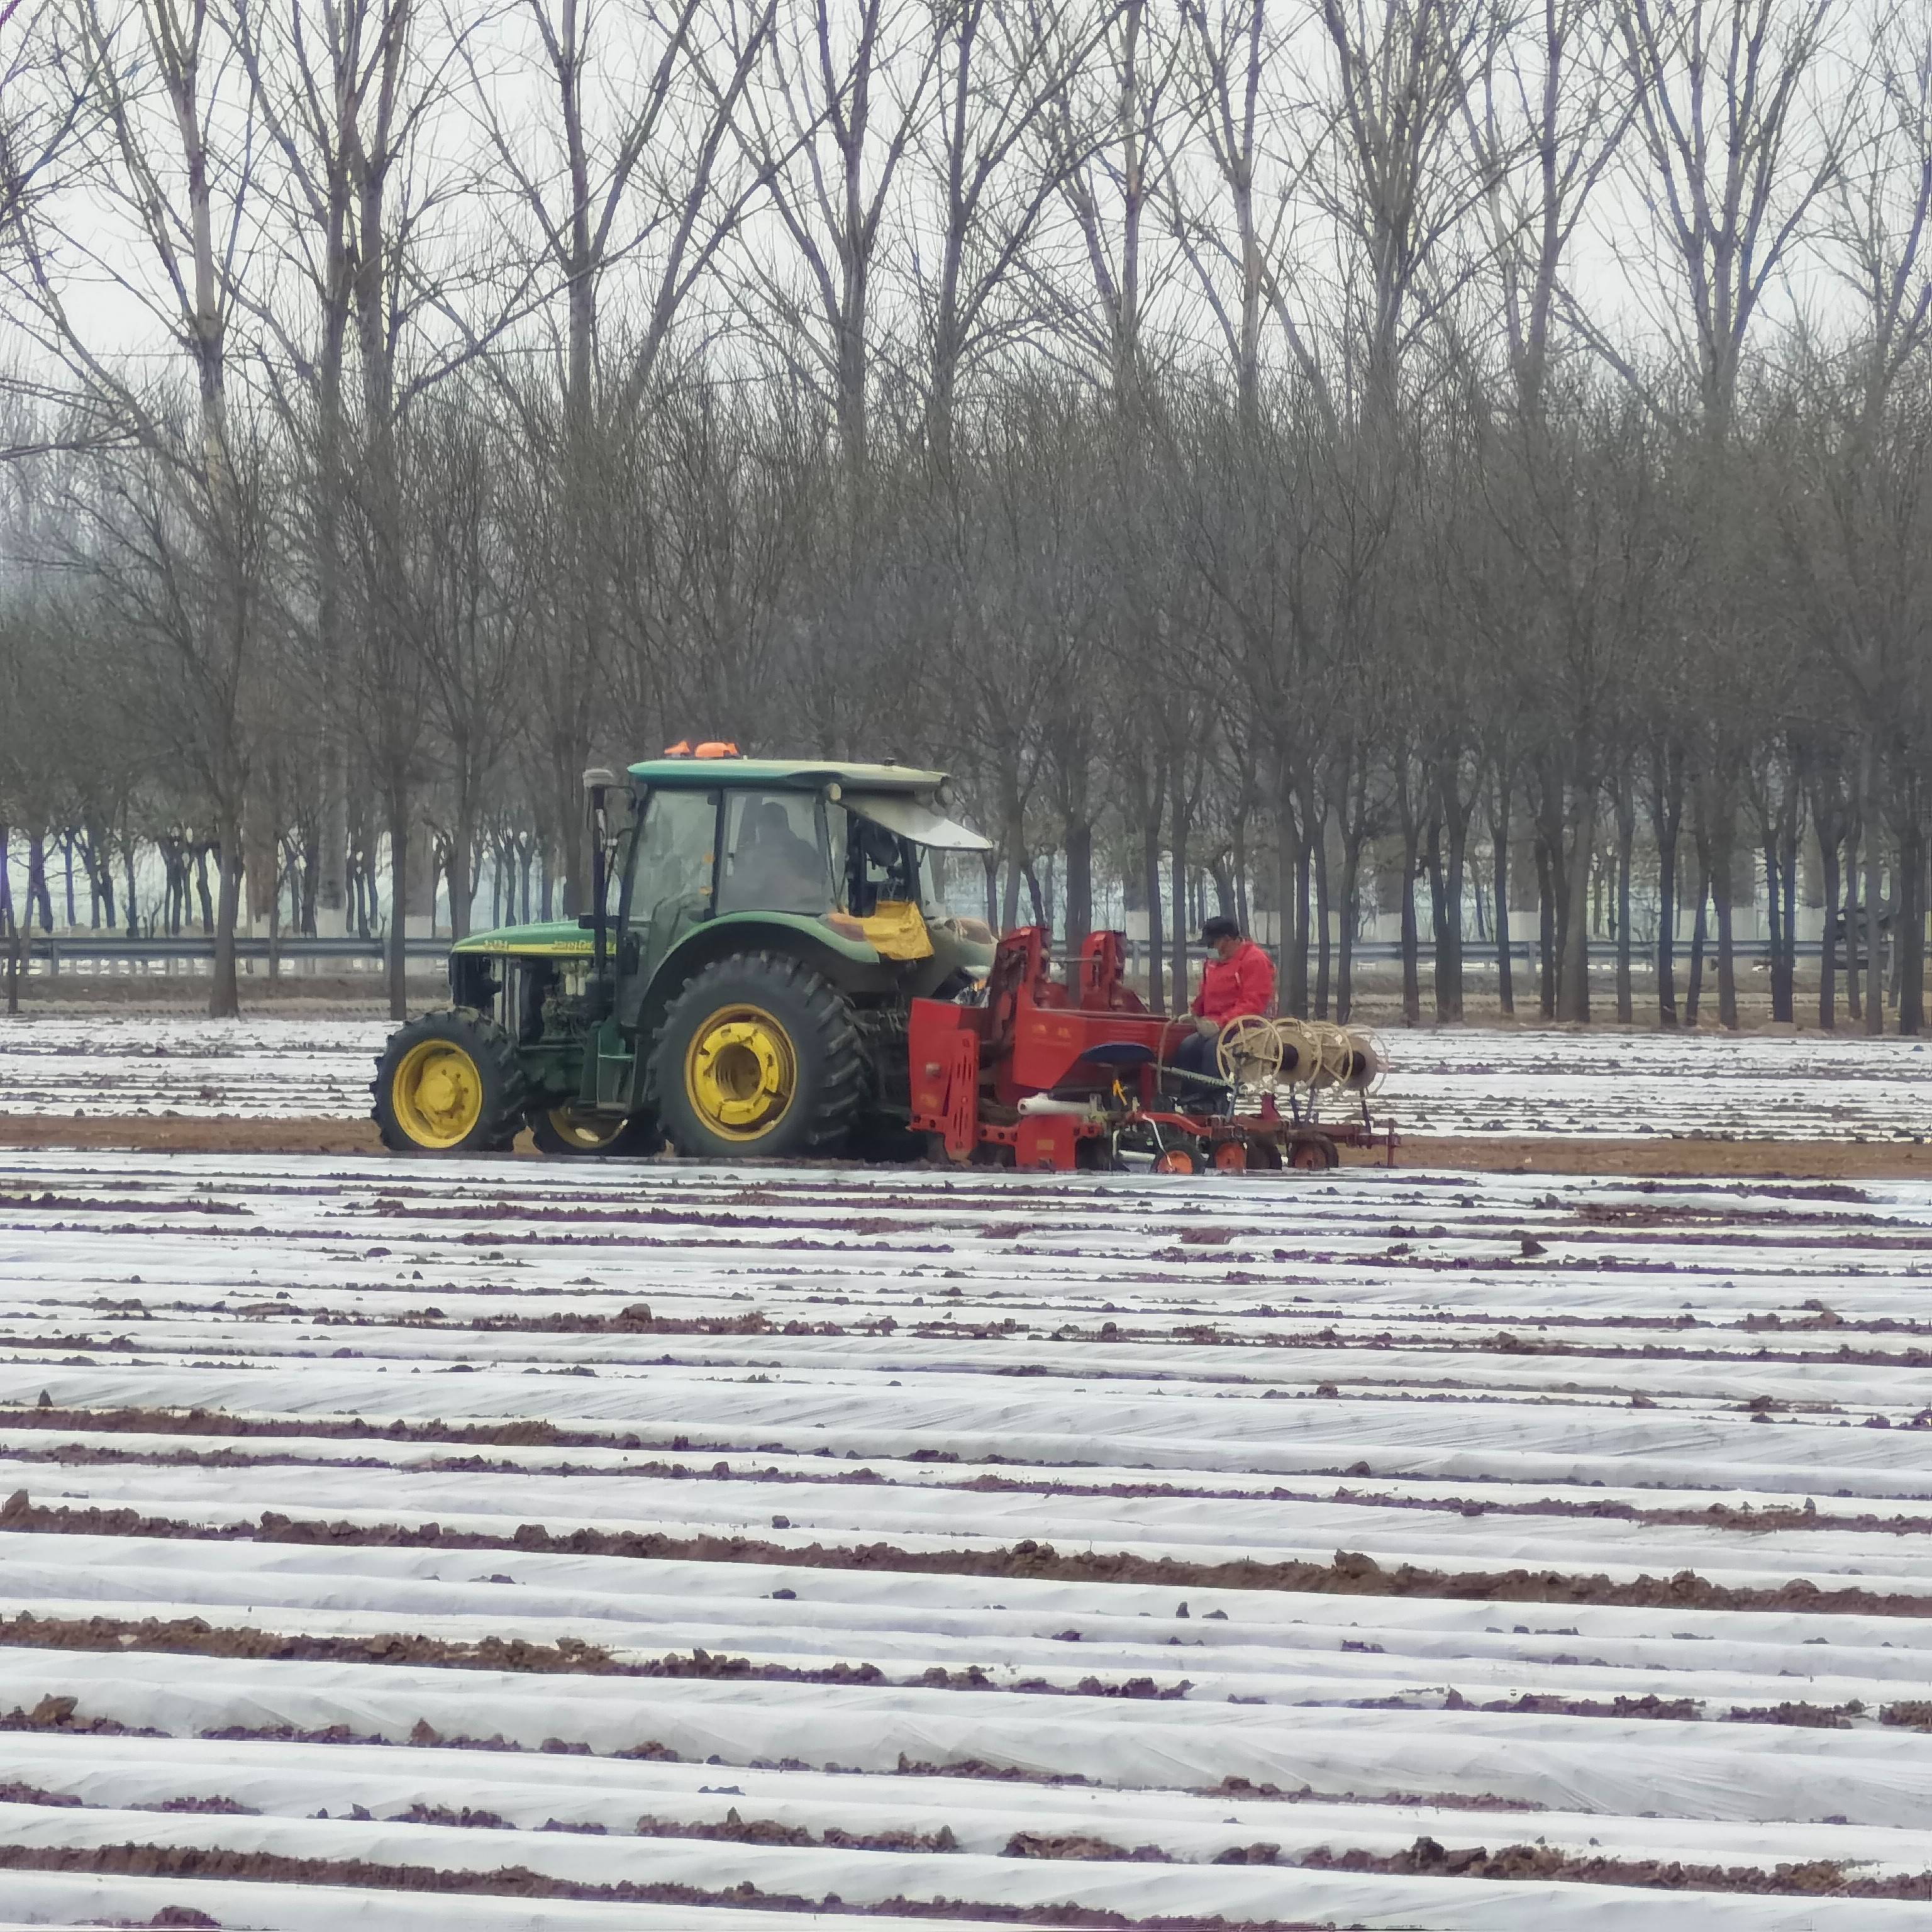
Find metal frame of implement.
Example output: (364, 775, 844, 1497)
(909, 927, 1396, 1174)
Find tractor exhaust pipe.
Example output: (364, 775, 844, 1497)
(580, 768, 618, 980)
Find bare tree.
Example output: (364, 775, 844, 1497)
(1311, 0, 1512, 426)
(914, 0, 1118, 470)
(1616, 0, 1845, 446)
(736, 0, 940, 482)
(228, 0, 421, 941)
(13, 0, 272, 1014)
(467, 0, 774, 914)
(1046, 0, 1181, 402)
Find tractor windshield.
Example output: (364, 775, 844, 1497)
(840, 791, 991, 921)
(716, 791, 835, 915)
(843, 811, 918, 915)
(919, 845, 985, 923)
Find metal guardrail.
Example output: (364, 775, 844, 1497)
(4, 935, 453, 974)
(1, 931, 1835, 974)
(1143, 938, 1828, 965)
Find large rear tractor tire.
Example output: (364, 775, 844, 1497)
(531, 1106, 663, 1158)
(653, 953, 866, 1162)
(374, 1011, 526, 1155)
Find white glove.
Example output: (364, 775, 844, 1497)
(1193, 1016, 1219, 1040)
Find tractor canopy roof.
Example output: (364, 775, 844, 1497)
(628, 757, 948, 792)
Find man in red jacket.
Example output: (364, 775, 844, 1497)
(1170, 915, 1276, 1105)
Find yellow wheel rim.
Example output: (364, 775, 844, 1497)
(684, 1002, 796, 1141)
(548, 1107, 625, 1151)
(391, 1038, 486, 1148)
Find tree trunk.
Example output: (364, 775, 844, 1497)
(1864, 752, 1884, 1036)
(1558, 788, 1596, 1023)
(1655, 814, 1680, 1028)
(447, 789, 479, 944)
(1289, 828, 1311, 1017)
(208, 813, 242, 1019)
(1899, 806, 1924, 1036)
(1712, 811, 1739, 1031)
(1535, 833, 1556, 1018)
(266, 848, 281, 984)
(1442, 808, 1467, 1023)
(1142, 806, 1165, 1013)
(1337, 835, 1362, 1024)
(1818, 824, 1840, 1030)
(1063, 816, 1093, 953)
(1614, 780, 1635, 1025)
(1272, 776, 1296, 1010)
(387, 789, 411, 1024)
(314, 716, 349, 938)
(1426, 816, 1448, 1023)
(1023, 858, 1048, 929)
(1492, 797, 1514, 1018)
(1169, 791, 1191, 1017)
(26, 834, 52, 931)
(1313, 824, 1331, 1019)
(1685, 840, 1709, 1027)
(1780, 799, 1801, 1024)
(1762, 830, 1785, 1022)
(1399, 826, 1422, 1027)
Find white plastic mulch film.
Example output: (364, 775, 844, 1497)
(1, 1144, 1931, 1927)
(6, 1013, 1932, 1138)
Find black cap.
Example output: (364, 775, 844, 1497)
(1201, 915, 1240, 943)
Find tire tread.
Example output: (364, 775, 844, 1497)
(372, 1008, 528, 1155)
(653, 951, 867, 1158)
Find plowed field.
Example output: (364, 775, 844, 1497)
(3, 1153, 1932, 1926)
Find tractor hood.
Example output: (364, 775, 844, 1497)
(452, 919, 592, 957)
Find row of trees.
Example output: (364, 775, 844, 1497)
(2, 0, 1929, 1032)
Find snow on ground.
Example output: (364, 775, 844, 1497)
(1, 1153, 1931, 1926)
(1379, 1031, 1932, 1139)
(6, 1011, 1932, 1138)
(0, 1015, 383, 1119)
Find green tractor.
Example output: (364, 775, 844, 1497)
(372, 754, 997, 1160)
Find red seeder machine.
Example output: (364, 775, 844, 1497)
(909, 927, 1394, 1175)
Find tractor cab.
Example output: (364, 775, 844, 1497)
(374, 754, 996, 1159)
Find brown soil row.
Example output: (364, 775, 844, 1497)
(10, 1422, 1932, 1540)
(6, 1113, 1932, 1177)
(1301, 1835, 1911, 1897)
(0, 1696, 1543, 1813)
(0, 1843, 1329, 1928)
(29, 1302, 1932, 1373)
(0, 1831, 1926, 1907)
(0, 1610, 1184, 1705)
(6, 1491, 1928, 1620)
(9, 1609, 1904, 1730)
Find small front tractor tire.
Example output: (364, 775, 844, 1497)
(653, 952, 866, 1161)
(531, 1106, 663, 1158)
(374, 1010, 526, 1155)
